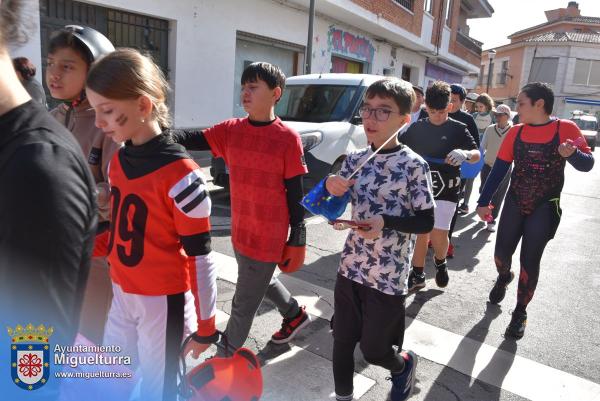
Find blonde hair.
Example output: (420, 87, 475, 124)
(87, 48, 171, 129)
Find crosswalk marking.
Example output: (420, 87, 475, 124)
(211, 250, 600, 401)
(261, 345, 376, 400)
(209, 252, 375, 400)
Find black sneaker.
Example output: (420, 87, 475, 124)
(489, 272, 515, 304)
(407, 270, 426, 294)
(435, 261, 449, 288)
(505, 310, 527, 339)
(458, 203, 469, 215)
(389, 350, 417, 401)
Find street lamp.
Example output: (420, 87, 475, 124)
(486, 49, 496, 94)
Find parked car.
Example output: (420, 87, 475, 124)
(210, 73, 384, 189)
(570, 113, 598, 151)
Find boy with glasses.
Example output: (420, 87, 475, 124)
(326, 78, 435, 401)
(402, 81, 479, 292)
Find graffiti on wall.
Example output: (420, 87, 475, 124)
(328, 26, 375, 63)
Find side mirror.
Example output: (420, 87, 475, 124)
(350, 115, 362, 125)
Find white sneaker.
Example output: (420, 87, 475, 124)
(486, 222, 496, 232)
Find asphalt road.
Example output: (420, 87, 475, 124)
(200, 153, 600, 401)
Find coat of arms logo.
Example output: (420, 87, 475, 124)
(7, 323, 53, 390)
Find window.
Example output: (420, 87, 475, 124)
(393, 0, 414, 11)
(424, 0, 433, 13)
(528, 57, 559, 84)
(574, 59, 600, 86)
(497, 60, 509, 85)
(402, 65, 412, 81)
(445, 0, 453, 25)
(275, 84, 359, 123)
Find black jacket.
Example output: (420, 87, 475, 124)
(0, 101, 97, 346)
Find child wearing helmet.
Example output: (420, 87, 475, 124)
(46, 25, 120, 345)
(86, 48, 219, 401)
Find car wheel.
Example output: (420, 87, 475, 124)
(330, 156, 346, 175)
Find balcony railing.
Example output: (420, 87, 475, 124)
(456, 31, 482, 56)
(393, 0, 414, 11)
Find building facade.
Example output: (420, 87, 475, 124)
(14, 0, 492, 128)
(476, 1, 600, 118)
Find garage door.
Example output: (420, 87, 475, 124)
(232, 32, 304, 117)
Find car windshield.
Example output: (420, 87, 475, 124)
(276, 84, 360, 122)
(571, 118, 598, 131)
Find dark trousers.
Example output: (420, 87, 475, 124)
(479, 163, 511, 221)
(332, 274, 406, 397)
(494, 195, 561, 307)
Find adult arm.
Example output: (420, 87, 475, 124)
(477, 158, 511, 206)
(567, 149, 594, 171)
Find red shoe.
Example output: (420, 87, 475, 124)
(446, 243, 454, 259)
(270, 306, 311, 344)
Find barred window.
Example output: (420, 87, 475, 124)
(393, 0, 414, 11)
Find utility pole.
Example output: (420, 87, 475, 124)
(306, 0, 315, 74)
(486, 49, 496, 94)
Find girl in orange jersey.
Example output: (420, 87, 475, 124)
(86, 48, 218, 401)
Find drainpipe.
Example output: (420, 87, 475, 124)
(306, 0, 315, 73)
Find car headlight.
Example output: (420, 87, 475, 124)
(300, 131, 323, 152)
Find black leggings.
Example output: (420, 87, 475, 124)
(494, 194, 561, 307)
(332, 275, 406, 397)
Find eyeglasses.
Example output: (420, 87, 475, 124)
(358, 106, 401, 122)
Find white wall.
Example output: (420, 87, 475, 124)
(20, 0, 433, 127)
(29, 0, 310, 128)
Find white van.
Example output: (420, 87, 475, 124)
(210, 73, 385, 188)
(276, 73, 390, 187)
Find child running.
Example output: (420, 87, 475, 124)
(326, 78, 435, 401)
(86, 48, 218, 401)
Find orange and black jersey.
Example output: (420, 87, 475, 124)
(107, 133, 212, 296)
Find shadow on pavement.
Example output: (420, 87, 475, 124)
(405, 289, 445, 329)
(291, 251, 342, 291)
(450, 219, 494, 273)
(421, 302, 518, 401)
